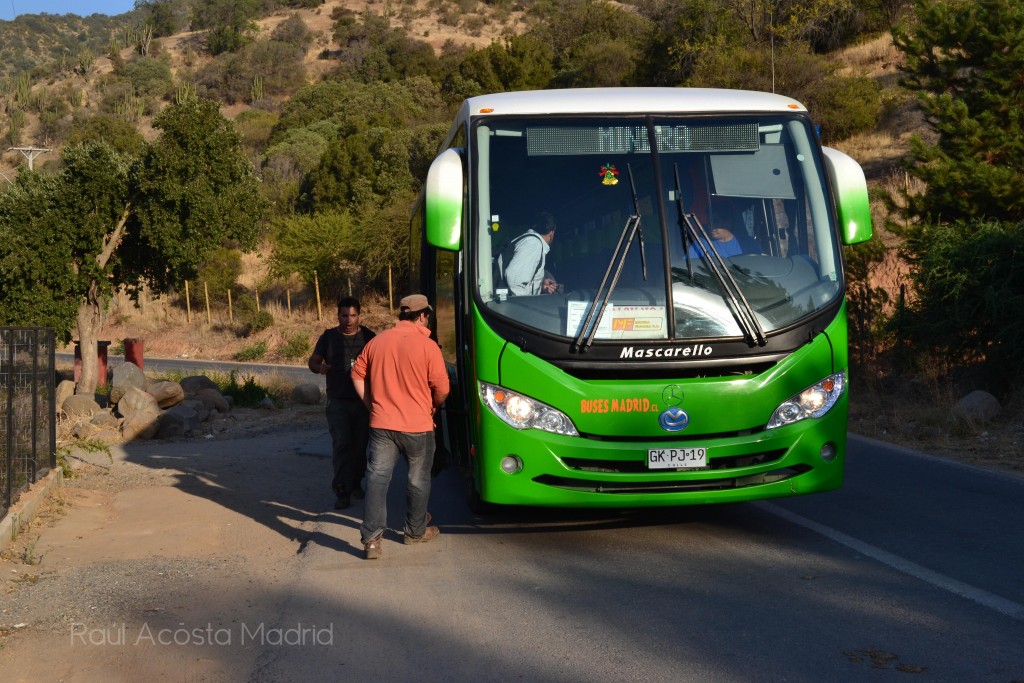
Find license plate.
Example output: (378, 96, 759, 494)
(647, 447, 707, 469)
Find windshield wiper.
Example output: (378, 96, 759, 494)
(572, 163, 647, 353)
(673, 164, 766, 347)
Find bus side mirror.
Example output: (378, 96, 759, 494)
(425, 148, 463, 251)
(822, 147, 872, 245)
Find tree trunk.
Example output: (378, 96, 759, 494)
(74, 282, 103, 397)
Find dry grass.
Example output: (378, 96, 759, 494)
(88, 286, 397, 364)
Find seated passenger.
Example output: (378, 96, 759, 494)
(505, 212, 559, 295)
(687, 201, 754, 259)
(687, 225, 744, 258)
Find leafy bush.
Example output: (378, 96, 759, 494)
(899, 220, 1024, 387)
(279, 332, 311, 359)
(245, 310, 274, 336)
(221, 371, 268, 407)
(235, 340, 268, 361)
(198, 246, 243, 303)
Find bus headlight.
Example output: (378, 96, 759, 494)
(480, 382, 579, 436)
(766, 371, 846, 430)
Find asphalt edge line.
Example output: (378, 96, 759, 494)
(756, 501, 1024, 623)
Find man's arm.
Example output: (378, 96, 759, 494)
(307, 352, 328, 374)
(352, 377, 371, 412)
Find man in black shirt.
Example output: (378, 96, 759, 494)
(308, 296, 376, 509)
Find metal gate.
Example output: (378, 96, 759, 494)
(1, 327, 56, 521)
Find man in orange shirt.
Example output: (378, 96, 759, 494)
(351, 294, 450, 560)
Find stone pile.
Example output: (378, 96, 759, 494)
(57, 363, 239, 442)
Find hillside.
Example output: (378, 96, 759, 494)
(0, 1, 915, 179)
(0, 0, 527, 178)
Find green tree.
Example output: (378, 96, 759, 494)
(890, 0, 1024, 383)
(0, 173, 81, 336)
(121, 55, 174, 98)
(129, 98, 267, 293)
(893, 0, 1024, 224)
(527, 0, 654, 87)
(0, 142, 133, 393)
(192, 0, 261, 55)
(269, 210, 360, 295)
(135, 0, 187, 37)
(900, 221, 1024, 385)
(0, 98, 266, 395)
(64, 113, 147, 157)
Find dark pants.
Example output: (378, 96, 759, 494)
(360, 428, 435, 544)
(326, 397, 369, 496)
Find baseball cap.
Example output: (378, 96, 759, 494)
(399, 293, 432, 313)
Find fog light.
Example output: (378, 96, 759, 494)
(500, 455, 523, 474)
(820, 443, 837, 462)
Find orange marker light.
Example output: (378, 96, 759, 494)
(479, 108, 495, 114)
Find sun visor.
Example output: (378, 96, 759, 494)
(710, 145, 795, 199)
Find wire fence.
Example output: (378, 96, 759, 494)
(1, 327, 56, 522)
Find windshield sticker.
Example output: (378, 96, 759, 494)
(566, 302, 667, 339)
(580, 397, 660, 414)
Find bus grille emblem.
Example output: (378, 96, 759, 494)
(659, 407, 689, 432)
(662, 385, 683, 406)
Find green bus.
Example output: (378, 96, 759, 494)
(411, 88, 872, 509)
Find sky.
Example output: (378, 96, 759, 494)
(0, 0, 136, 21)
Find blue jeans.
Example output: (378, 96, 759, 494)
(359, 428, 435, 544)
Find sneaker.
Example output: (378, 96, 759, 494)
(351, 488, 365, 501)
(334, 495, 351, 510)
(364, 538, 382, 560)
(404, 526, 440, 545)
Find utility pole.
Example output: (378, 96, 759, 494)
(8, 146, 51, 171)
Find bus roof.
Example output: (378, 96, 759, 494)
(458, 88, 807, 119)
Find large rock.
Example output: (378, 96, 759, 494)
(291, 383, 321, 405)
(180, 375, 220, 396)
(955, 390, 1000, 423)
(117, 386, 161, 420)
(90, 411, 120, 429)
(147, 380, 185, 409)
(56, 380, 76, 412)
(159, 404, 201, 438)
(62, 394, 101, 420)
(121, 408, 160, 441)
(181, 398, 210, 423)
(196, 387, 230, 413)
(110, 361, 147, 404)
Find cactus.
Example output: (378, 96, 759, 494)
(250, 74, 264, 103)
(175, 81, 197, 105)
(15, 73, 31, 104)
(114, 92, 144, 122)
(136, 24, 154, 56)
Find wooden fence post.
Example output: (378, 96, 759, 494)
(314, 270, 322, 321)
(185, 280, 192, 323)
(204, 281, 211, 324)
(227, 289, 233, 323)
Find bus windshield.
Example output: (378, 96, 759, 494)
(474, 115, 842, 343)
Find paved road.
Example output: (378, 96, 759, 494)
(1, 430, 1021, 681)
